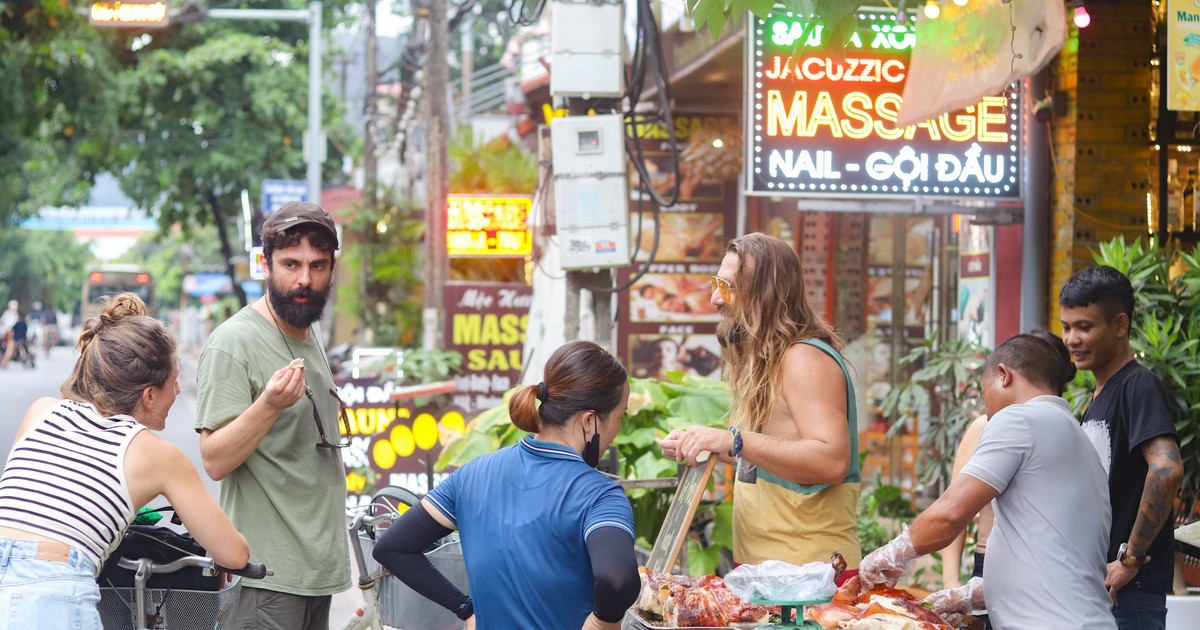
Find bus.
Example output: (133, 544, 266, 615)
(81, 265, 155, 324)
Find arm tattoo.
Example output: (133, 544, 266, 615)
(1131, 437, 1183, 548)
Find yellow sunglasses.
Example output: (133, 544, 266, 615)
(711, 276, 735, 302)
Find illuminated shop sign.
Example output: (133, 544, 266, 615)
(446, 195, 533, 257)
(89, 1, 169, 27)
(746, 10, 1020, 199)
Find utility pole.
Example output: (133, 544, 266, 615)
(362, 0, 378, 345)
(423, 0, 449, 351)
(460, 11, 473, 119)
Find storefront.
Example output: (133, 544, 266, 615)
(606, 6, 1031, 497)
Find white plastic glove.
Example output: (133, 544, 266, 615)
(858, 525, 918, 589)
(923, 576, 985, 627)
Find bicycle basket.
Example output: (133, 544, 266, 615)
(98, 576, 241, 630)
(358, 534, 470, 630)
(98, 523, 223, 591)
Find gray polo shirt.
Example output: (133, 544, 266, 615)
(961, 395, 1114, 630)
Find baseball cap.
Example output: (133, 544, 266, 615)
(263, 201, 339, 248)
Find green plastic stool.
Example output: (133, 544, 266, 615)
(750, 598, 832, 628)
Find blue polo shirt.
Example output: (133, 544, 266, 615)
(426, 435, 635, 630)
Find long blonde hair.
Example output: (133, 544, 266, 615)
(61, 293, 176, 417)
(721, 234, 841, 433)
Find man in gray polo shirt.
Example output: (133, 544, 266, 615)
(858, 334, 1114, 630)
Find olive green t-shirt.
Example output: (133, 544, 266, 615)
(195, 306, 351, 596)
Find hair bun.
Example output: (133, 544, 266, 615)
(102, 293, 148, 320)
(80, 293, 149, 349)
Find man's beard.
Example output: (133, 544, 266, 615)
(268, 278, 330, 329)
(717, 317, 748, 348)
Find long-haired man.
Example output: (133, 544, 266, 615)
(660, 233, 862, 574)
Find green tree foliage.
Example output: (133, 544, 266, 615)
(448, 127, 537, 194)
(0, 1, 120, 224)
(338, 193, 426, 346)
(0, 228, 93, 313)
(114, 28, 346, 306)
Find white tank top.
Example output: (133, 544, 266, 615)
(0, 399, 144, 569)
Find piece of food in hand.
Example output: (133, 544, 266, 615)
(829, 551, 848, 582)
(287, 358, 305, 369)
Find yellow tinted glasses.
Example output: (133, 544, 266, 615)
(711, 276, 734, 302)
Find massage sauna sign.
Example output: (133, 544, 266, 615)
(746, 10, 1020, 199)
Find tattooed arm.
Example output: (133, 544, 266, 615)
(1104, 435, 1184, 603)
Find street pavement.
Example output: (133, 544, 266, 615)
(0, 343, 374, 628)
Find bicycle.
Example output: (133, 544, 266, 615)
(96, 507, 271, 630)
(99, 554, 270, 630)
(337, 485, 469, 630)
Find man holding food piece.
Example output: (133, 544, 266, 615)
(195, 201, 350, 630)
(858, 334, 1116, 630)
(659, 233, 862, 573)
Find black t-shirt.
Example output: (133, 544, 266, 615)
(1080, 360, 1178, 594)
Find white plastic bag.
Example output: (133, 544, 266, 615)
(722, 560, 836, 603)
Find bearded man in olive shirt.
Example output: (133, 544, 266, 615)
(196, 202, 350, 630)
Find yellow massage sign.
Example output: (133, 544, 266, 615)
(89, 1, 170, 27)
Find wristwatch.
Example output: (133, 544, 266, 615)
(1116, 542, 1146, 567)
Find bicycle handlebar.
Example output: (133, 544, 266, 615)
(116, 555, 273, 579)
(348, 511, 398, 532)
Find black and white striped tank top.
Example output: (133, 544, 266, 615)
(0, 398, 145, 569)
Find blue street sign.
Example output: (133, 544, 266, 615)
(261, 179, 307, 216)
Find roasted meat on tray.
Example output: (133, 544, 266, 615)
(634, 566, 777, 627)
(805, 575, 983, 630)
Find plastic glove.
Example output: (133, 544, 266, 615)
(923, 576, 985, 627)
(858, 525, 918, 589)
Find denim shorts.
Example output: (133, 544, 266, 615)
(0, 536, 101, 630)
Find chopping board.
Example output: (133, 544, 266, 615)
(645, 452, 719, 574)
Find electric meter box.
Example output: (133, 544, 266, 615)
(551, 114, 630, 269)
(550, 2, 623, 98)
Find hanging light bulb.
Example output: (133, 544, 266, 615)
(953, 0, 967, 5)
(1073, 1, 1091, 28)
(924, 0, 940, 19)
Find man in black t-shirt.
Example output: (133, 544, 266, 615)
(1060, 265, 1183, 630)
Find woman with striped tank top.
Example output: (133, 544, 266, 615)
(0, 293, 249, 629)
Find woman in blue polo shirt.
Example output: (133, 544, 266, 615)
(373, 340, 640, 630)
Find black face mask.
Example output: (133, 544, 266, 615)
(583, 424, 601, 468)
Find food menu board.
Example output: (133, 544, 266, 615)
(618, 114, 741, 379)
(443, 282, 532, 413)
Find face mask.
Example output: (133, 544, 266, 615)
(583, 423, 601, 468)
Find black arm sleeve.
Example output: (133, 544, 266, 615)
(585, 527, 640, 623)
(372, 504, 474, 620)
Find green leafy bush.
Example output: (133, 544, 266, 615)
(878, 332, 988, 495)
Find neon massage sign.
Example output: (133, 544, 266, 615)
(746, 10, 1020, 199)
